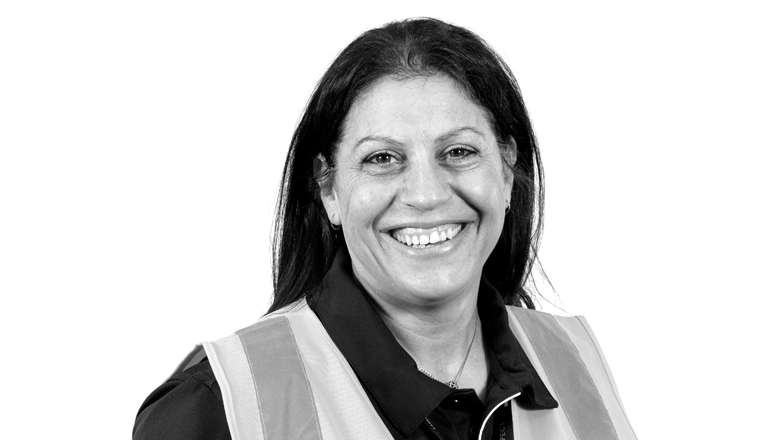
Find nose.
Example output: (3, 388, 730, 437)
(397, 157, 452, 211)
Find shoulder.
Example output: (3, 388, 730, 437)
(505, 305, 580, 321)
(214, 299, 314, 343)
(132, 358, 231, 440)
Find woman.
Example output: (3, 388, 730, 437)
(133, 18, 636, 440)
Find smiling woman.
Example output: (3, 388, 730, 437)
(321, 76, 513, 314)
(133, 18, 637, 440)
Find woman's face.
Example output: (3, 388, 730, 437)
(321, 75, 514, 308)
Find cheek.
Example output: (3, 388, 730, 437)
(462, 171, 508, 215)
(338, 177, 389, 228)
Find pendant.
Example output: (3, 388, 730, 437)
(447, 381, 457, 389)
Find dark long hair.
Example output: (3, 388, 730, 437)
(268, 18, 545, 313)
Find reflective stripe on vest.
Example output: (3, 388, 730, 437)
(505, 309, 637, 440)
(203, 301, 637, 440)
(203, 302, 393, 440)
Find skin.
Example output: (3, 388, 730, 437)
(320, 75, 516, 399)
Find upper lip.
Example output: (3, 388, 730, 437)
(382, 220, 471, 233)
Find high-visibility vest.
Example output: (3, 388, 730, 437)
(202, 300, 637, 440)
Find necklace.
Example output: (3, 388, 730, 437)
(416, 315, 479, 389)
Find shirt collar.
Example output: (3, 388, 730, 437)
(476, 275, 559, 410)
(310, 250, 557, 437)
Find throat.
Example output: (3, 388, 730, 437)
(382, 310, 482, 387)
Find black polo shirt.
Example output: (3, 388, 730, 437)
(133, 251, 557, 440)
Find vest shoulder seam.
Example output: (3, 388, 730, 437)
(505, 305, 579, 319)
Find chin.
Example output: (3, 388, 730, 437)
(394, 267, 479, 304)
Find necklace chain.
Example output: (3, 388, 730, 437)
(416, 315, 479, 389)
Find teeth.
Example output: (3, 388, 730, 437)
(391, 224, 465, 248)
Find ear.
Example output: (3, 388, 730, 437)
(315, 154, 341, 226)
(502, 137, 518, 201)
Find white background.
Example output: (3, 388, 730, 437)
(1, 1, 778, 438)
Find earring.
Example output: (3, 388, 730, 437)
(329, 215, 341, 230)
(505, 200, 511, 215)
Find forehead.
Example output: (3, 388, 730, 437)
(339, 75, 494, 148)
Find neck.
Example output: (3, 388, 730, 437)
(359, 277, 488, 396)
(381, 297, 478, 365)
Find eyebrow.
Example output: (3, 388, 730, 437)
(353, 135, 403, 151)
(352, 126, 486, 151)
(434, 126, 486, 144)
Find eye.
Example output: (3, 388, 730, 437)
(443, 146, 476, 162)
(363, 151, 402, 171)
(367, 152, 396, 165)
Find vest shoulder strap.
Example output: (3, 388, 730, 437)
(202, 301, 393, 440)
(506, 307, 638, 440)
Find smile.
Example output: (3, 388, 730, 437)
(390, 223, 464, 248)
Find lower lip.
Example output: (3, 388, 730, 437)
(385, 224, 470, 256)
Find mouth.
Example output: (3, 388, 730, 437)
(388, 223, 466, 249)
